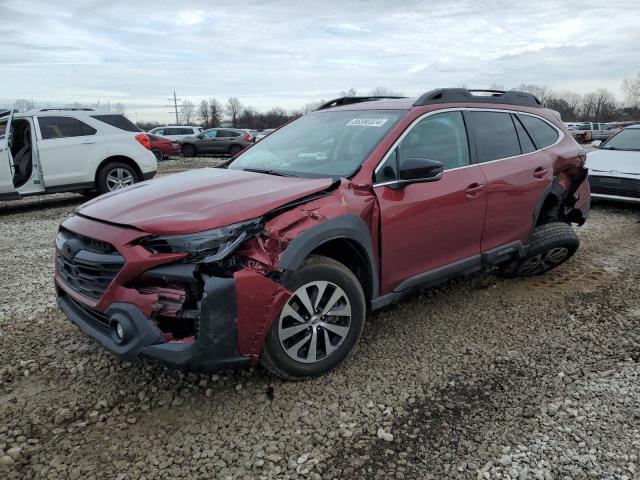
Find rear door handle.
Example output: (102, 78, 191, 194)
(465, 182, 485, 197)
(533, 167, 547, 179)
(81, 140, 96, 145)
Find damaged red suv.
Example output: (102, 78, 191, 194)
(55, 89, 590, 379)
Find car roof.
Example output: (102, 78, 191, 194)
(153, 125, 198, 128)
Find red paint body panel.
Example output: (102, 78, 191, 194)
(76, 168, 333, 235)
(374, 166, 487, 293)
(148, 134, 181, 156)
(234, 269, 291, 361)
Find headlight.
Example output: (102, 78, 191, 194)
(140, 218, 262, 262)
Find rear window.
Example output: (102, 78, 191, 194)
(466, 111, 521, 162)
(518, 115, 559, 149)
(39, 116, 97, 139)
(91, 114, 141, 132)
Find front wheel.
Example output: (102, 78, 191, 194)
(260, 256, 366, 380)
(181, 144, 196, 157)
(500, 222, 580, 277)
(97, 162, 139, 194)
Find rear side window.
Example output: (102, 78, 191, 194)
(518, 115, 559, 149)
(91, 114, 141, 132)
(38, 116, 97, 139)
(513, 115, 536, 154)
(218, 130, 240, 137)
(466, 111, 521, 162)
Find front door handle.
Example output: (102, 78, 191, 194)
(533, 167, 547, 179)
(465, 182, 485, 197)
(81, 140, 96, 145)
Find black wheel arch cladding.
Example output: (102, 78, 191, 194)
(277, 214, 379, 301)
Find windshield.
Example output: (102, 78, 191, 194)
(601, 128, 640, 151)
(228, 109, 405, 177)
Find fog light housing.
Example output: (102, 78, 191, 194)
(110, 318, 128, 345)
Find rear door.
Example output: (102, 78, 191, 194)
(466, 110, 558, 252)
(35, 115, 101, 187)
(0, 110, 18, 196)
(374, 110, 487, 293)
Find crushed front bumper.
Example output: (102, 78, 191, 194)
(56, 275, 250, 371)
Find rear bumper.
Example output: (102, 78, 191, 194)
(56, 274, 250, 371)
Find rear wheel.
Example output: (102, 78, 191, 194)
(181, 144, 196, 157)
(260, 256, 366, 380)
(229, 145, 243, 156)
(152, 148, 164, 161)
(97, 162, 139, 194)
(500, 222, 579, 277)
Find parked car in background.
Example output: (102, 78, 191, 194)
(179, 128, 253, 157)
(586, 124, 640, 203)
(54, 88, 590, 379)
(148, 134, 181, 161)
(148, 125, 202, 141)
(570, 122, 618, 143)
(255, 129, 276, 142)
(564, 122, 587, 131)
(1, 108, 156, 200)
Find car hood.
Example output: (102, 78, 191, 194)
(77, 168, 334, 235)
(586, 149, 640, 174)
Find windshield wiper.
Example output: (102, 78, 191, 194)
(242, 168, 295, 177)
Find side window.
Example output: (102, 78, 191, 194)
(466, 111, 520, 162)
(518, 115, 559, 149)
(203, 130, 217, 138)
(177, 128, 193, 134)
(38, 116, 96, 139)
(218, 130, 237, 137)
(153, 128, 164, 135)
(374, 111, 469, 183)
(513, 115, 536, 154)
(90, 114, 140, 132)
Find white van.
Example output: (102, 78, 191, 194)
(0, 108, 157, 200)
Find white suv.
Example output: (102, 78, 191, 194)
(147, 125, 202, 141)
(0, 108, 157, 200)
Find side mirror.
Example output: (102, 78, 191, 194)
(398, 157, 444, 182)
(591, 140, 602, 148)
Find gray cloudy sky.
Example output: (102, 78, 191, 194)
(1, 0, 639, 121)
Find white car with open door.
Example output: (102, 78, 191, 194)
(586, 124, 640, 203)
(0, 108, 157, 201)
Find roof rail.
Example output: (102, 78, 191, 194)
(317, 96, 406, 110)
(38, 107, 95, 112)
(413, 88, 542, 108)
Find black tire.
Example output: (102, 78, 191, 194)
(181, 144, 196, 157)
(97, 162, 139, 195)
(260, 255, 366, 380)
(500, 222, 579, 278)
(229, 145, 243, 156)
(152, 148, 164, 162)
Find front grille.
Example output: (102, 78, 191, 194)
(65, 293, 111, 334)
(56, 229, 124, 300)
(589, 175, 640, 199)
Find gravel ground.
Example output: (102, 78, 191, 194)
(1, 157, 639, 479)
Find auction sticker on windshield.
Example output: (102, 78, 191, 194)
(346, 118, 389, 127)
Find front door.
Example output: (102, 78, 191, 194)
(373, 111, 487, 294)
(198, 129, 223, 153)
(0, 110, 19, 197)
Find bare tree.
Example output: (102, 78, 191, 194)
(512, 84, 551, 105)
(209, 99, 222, 128)
(488, 83, 505, 91)
(622, 72, 640, 108)
(181, 100, 195, 125)
(198, 100, 210, 127)
(369, 86, 403, 97)
(340, 88, 358, 97)
(226, 97, 243, 127)
(114, 103, 126, 114)
(13, 99, 35, 112)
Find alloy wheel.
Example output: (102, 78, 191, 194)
(106, 168, 135, 191)
(278, 281, 352, 364)
(518, 247, 569, 276)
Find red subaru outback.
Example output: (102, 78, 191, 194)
(55, 89, 590, 379)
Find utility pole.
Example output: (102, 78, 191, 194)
(166, 91, 181, 124)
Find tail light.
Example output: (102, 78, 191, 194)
(242, 132, 252, 141)
(135, 133, 151, 150)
